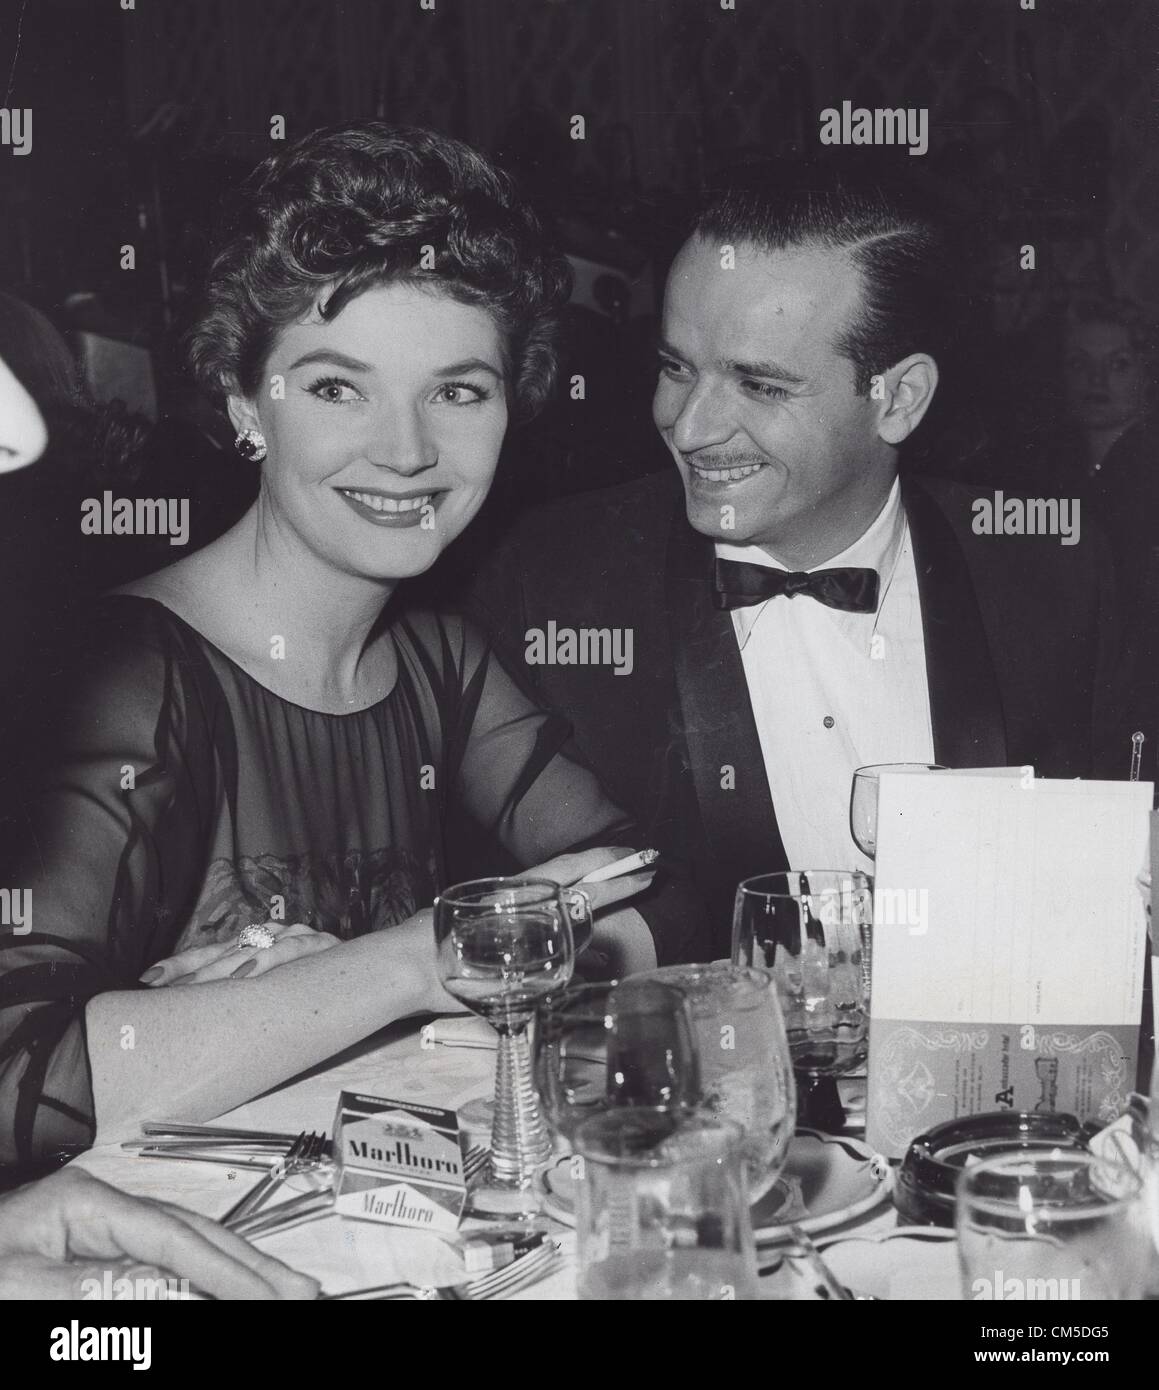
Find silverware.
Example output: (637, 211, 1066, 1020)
(321, 1237, 561, 1301)
(221, 1130, 327, 1227)
(787, 1223, 854, 1302)
(134, 1148, 279, 1170)
(228, 1188, 335, 1239)
(462, 1144, 489, 1183)
(227, 1144, 490, 1241)
(141, 1121, 307, 1142)
(126, 1122, 333, 1165)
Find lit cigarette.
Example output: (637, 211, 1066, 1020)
(578, 848, 660, 885)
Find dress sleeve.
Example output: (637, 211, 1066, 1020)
(394, 610, 706, 965)
(0, 601, 214, 1177)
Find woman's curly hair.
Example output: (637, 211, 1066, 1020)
(187, 122, 572, 421)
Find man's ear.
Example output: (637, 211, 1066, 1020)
(226, 393, 262, 437)
(876, 354, 939, 446)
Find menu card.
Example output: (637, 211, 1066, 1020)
(866, 772, 1152, 1158)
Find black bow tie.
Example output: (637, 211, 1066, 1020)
(713, 558, 880, 614)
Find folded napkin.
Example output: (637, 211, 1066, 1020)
(420, 1016, 498, 1051)
(258, 1217, 482, 1294)
(254, 1214, 576, 1299)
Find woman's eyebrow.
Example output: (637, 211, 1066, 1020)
(433, 357, 505, 379)
(286, 349, 373, 372)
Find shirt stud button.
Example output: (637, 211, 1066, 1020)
(823, 715, 835, 729)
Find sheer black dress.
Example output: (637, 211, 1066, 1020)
(0, 595, 695, 1179)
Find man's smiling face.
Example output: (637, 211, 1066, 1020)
(653, 234, 898, 566)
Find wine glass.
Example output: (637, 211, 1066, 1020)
(733, 871, 870, 1132)
(638, 962, 797, 1199)
(533, 978, 701, 1146)
(434, 876, 582, 1218)
(850, 762, 946, 859)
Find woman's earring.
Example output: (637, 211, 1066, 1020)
(234, 429, 267, 462)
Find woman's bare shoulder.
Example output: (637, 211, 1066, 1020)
(110, 541, 229, 627)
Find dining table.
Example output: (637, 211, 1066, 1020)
(67, 1015, 962, 1301)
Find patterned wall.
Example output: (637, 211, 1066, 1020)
(120, 0, 1157, 305)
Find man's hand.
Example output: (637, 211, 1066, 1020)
(139, 922, 340, 987)
(0, 1168, 319, 1300)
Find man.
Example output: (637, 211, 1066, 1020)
(468, 167, 1131, 958)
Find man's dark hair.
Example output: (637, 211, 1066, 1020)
(692, 161, 958, 396)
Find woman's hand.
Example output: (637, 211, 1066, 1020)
(527, 849, 659, 979)
(525, 847, 657, 913)
(385, 909, 471, 1017)
(0, 1168, 318, 1300)
(139, 922, 340, 987)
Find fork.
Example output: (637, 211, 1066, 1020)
(234, 1145, 489, 1239)
(784, 1224, 855, 1301)
(224, 1143, 491, 1240)
(228, 1188, 335, 1239)
(321, 1237, 562, 1301)
(221, 1130, 328, 1228)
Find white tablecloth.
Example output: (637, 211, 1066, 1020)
(69, 1019, 959, 1300)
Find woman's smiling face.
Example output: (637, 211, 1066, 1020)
(231, 281, 509, 580)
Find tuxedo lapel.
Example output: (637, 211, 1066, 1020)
(903, 478, 1008, 767)
(665, 499, 788, 947)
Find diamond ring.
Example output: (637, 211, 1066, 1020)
(237, 924, 276, 951)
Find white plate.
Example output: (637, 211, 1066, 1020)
(815, 1226, 959, 1301)
(540, 1127, 893, 1239)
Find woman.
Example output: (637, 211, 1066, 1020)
(0, 122, 696, 1177)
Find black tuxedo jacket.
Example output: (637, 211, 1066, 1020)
(467, 469, 1133, 958)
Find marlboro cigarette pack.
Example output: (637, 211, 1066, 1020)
(333, 1091, 468, 1232)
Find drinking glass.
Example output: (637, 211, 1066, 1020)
(957, 1151, 1150, 1301)
(434, 876, 584, 1218)
(850, 762, 946, 859)
(733, 871, 871, 1131)
(638, 962, 796, 1199)
(534, 979, 700, 1146)
(574, 1109, 759, 1301)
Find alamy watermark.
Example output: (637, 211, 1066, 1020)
(81, 1270, 190, 1300)
(972, 1271, 1081, 1301)
(819, 879, 928, 936)
(0, 888, 30, 935)
(81, 492, 190, 546)
(0, 108, 31, 156)
(50, 1321, 153, 1370)
(525, 621, 634, 677)
(819, 101, 928, 156)
(971, 492, 1080, 546)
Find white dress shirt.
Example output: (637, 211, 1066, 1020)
(715, 478, 934, 874)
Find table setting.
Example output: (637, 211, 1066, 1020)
(68, 762, 1159, 1301)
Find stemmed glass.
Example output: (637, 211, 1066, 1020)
(533, 978, 701, 1147)
(733, 871, 870, 1132)
(850, 762, 946, 859)
(434, 876, 586, 1218)
(638, 962, 797, 1199)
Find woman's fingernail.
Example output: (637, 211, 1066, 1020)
(231, 959, 258, 979)
(139, 966, 163, 984)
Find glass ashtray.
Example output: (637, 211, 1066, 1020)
(895, 1110, 1098, 1227)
